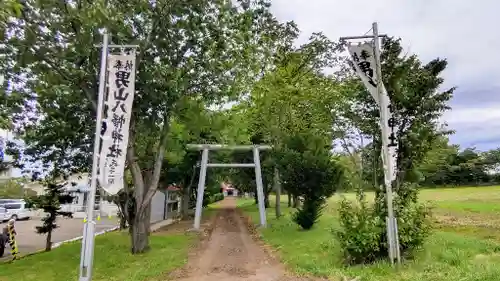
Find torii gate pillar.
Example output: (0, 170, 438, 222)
(187, 144, 270, 230)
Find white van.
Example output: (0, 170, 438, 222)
(0, 206, 7, 222)
(1, 200, 31, 221)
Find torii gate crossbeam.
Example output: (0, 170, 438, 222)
(186, 144, 271, 230)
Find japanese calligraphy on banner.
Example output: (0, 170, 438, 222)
(99, 54, 136, 195)
(347, 42, 398, 186)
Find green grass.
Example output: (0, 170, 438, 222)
(0, 203, 222, 281)
(238, 186, 500, 281)
(0, 231, 195, 281)
(0, 201, 225, 281)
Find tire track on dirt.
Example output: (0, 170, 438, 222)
(170, 198, 321, 281)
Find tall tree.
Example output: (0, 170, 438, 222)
(337, 37, 453, 262)
(31, 180, 74, 251)
(417, 136, 457, 184)
(234, 34, 347, 209)
(160, 97, 248, 218)
(1, 0, 294, 253)
(343, 37, 455, 202)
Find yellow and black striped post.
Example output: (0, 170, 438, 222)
(7, 224, 18, 260)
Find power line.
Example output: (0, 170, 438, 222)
(363, 27, 373, 36)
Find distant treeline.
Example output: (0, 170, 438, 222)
(339, 138, 500, 190)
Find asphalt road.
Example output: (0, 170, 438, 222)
(1, 217, 118, 260)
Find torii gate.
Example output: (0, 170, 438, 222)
(186, 144, 270, 230)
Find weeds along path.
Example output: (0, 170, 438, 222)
(169, 197, 321, 281)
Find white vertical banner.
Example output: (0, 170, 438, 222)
(348, 42, 398, 186)
(99, 53, 136, 195)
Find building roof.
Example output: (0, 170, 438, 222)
(165, 184, 181, 191)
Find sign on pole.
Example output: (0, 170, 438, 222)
(79, 30, 139, 281)
(347, 43, 398, 185)
(342, 22, 401, 264)
(99, 53, 137, 195)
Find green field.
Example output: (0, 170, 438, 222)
(238, 186, 500, 281)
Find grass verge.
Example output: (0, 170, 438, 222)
(238, 189, 500, 281)
(0, 231, 195, 281)
(0, 203, 226, 281)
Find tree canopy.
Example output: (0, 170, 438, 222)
(2, 1, 499, 258)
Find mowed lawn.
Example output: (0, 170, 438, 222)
(238, 186, 500, 281)
(0, 231, 195, 281)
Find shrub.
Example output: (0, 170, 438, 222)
(336, 196, 384, 264)
(292, 198, 325, 230)
(275, 133, 343, 230)
(336, 188, 433, 264)
(202, 186, 223, 207)
(394, 197, 433, 256)
(210, 193, 225, 203)
(203, 193, 224, 207)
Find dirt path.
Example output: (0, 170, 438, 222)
(170, 197, 320, 281)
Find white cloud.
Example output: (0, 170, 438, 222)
(443, 105, 500, 149)
(270, 0, 500, 150)
(443, 106, 500, 126)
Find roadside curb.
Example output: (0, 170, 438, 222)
(1, 226, 120, 263)
(150, 218, 179, 232)
(3, 218, 177, 263)
(51, 226, 120, 248)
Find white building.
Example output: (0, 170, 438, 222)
(221, 182, 238, 197)
(25, 173, 119, 219)
(26, 174, 182, 223)
(150, 185, 182, 223)
(1, 126, 178, 224)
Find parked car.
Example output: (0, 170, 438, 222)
(0, 206, 7, 222)
(1, 200, 31, 221)
(0, 199, 20, 205)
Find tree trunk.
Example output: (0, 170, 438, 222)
(117, 204, 128, 229)
(45, 230, 52, 251)
(126, 114, 170, 254)
(130, 212, 150, 254)
(181, 168, 197, 219)
(274, 168, 281, 218)
(292, 195, 299, 208)
(119, 212, 127, 229)
(287, 192, 292, 207)
(144, 202, 152, 236)
(181, 185, 191, 219)
(264, 187, 270, 208)
(129, 173, 154, 253)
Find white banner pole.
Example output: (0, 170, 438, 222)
(79, 29, 109, 281)
(372, 22, 399, 264)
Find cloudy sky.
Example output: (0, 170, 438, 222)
(270, 0, 500, 151)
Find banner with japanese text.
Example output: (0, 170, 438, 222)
(348, 42, 398, 186)
(99, 54, 136, 195)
